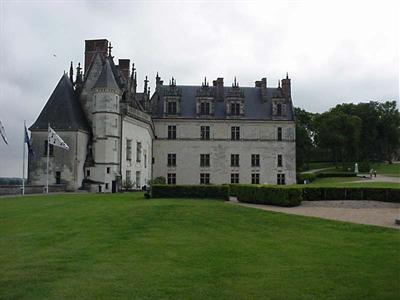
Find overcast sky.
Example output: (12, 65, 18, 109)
(0, 0, 398, 177)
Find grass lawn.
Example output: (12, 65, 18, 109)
(372, 163, 400, 177)
(1, 193, 399, 299)
(306, 177, 400, 188)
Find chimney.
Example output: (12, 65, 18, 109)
(84, 39, 109, 74)
(118, 59, 130, 80)
(281, 73, 291, 96)
(212, 77, 224, 101)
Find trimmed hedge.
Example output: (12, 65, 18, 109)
(302, 187, 400, 203)
(151, 184, 229, 200)
(297, 173, 317, 184)
(235, 185, 302, 207)
(316, 172, 357, 178)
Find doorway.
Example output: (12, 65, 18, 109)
(55, 171, 61, 184)
(112, 180, 117, 193)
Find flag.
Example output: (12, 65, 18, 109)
(0, 120, 8, 145)
(24, 126, 34, 157)
(48, 127, 69, 150)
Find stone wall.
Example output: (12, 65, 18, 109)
(0, 184, 67, 196)
(152, 119, 296, 185)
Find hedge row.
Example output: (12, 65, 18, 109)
(302, 187, 400, 202)
(151, 184, 229, 200)
(316, 172, 357, 178)
(234, 185, 302, 207)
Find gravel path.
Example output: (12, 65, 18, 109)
(234, 200, 400, 229)
(351, 174, 399, 183)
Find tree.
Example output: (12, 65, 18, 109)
(294, 108, 315, 170)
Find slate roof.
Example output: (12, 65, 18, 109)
(30, 74, 90, 131)
(93, 59, 120, 90)
(151, 85, 293, 120)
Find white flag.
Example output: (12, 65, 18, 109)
(48, 127, 69, 150)
(0, 120, 8, 145)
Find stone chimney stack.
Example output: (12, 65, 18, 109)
(118, 59, 130, 80)
(213, 77, 224, 101)
(281, 73, 291, 96)
(84, 39, 109, 74)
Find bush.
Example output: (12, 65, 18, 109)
(149, 177, 166, 185)
(316, 172, 356, 178)
(359, 161, 370, 173)
(296, 173, 317, 184)
(151, 185, 229, 200)
(236, 185, 302, 207)
(302, 187, 399, 202)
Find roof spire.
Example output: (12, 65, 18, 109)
(202, 76, 208, 87)
(69, 61, 74, 83)
(107, 42, 113, 57)
(144, 75, 148, 93)
(233, 76, 238, 88)
(278, 80, 281, 88)
(76, 62, 82, 84)
(286, 72, 289, 79)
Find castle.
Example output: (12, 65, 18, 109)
(28, 39, 296, 192)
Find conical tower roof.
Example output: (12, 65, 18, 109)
(93, 59, 120, 90)
(30, 74, 90, 131)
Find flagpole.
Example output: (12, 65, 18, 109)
(22, 120, 26, 195)
(46, 123, 50, 194)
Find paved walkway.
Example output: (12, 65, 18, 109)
(351, 174, 399, 183)
(232, 200, 400, 229)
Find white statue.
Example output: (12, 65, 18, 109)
(354, 162, 359, 174)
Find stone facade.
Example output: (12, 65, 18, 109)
(28, 38, 296, 192)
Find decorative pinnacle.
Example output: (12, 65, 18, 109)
(107, 42, 113, 57)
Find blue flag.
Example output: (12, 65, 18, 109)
(24, 126, 34, 157)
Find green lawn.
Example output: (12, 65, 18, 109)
(372, 163, 400, 177)
(1, 193, 399, 299)
(306, 177, 400, 188)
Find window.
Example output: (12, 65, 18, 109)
(86, 169, 90, 177)
(44, 140, 54, 156)
(167, 101, 177, 114)
(114, 118, 118, 128)
(55, 171, 61, 184)
(231, 126, 240, 140)
(200, 154, 210, 167)
(251, 154, 260, 167)
(200, 173, 210, 184)
(168, 125, 177, 139)
(167, 173, 176, 185)
(126, 139, 132, 160)
(252, 173, 260, 184)
(200, 102, 210, 115)
(231, 103, 241, 115)
(231, 173, 239, 184)
(126, 170, 131, 182)
(136, 171, 141, 188)
(277, 154, 283, 167)
(231, 154, 240, 167)
(277, 173, 286, 185)
(277, 127, 282, 141)
(114, 140, 117, 151)
(105, 183, 109, 190)
(200, 126, 210, 140)
(167, 154, 176, 167)
(144, 154, 147, 168)
(136, 142, 142, 162)
(277, 103, 282, 116)
(107, 167, 110, 174)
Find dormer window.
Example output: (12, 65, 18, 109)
(200, 102, 210, 115)
(277, 103, 282, 116)
(230, 103, 241, 116)
(167, 101, 177, 114)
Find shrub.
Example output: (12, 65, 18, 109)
(316, 172, 356, 178)
(296, 173, 317, 184)
(149, 177, 166, 185)
(359, 161, 370, 173)
(236, 185, 302, 207)
(151, 185, 229, 200)
(302, 187, 399, 203)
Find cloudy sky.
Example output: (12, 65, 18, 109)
(0, 0, 398, 177)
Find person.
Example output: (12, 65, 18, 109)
(369, 169, 373, 179)
(373, 170, 377, 178)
